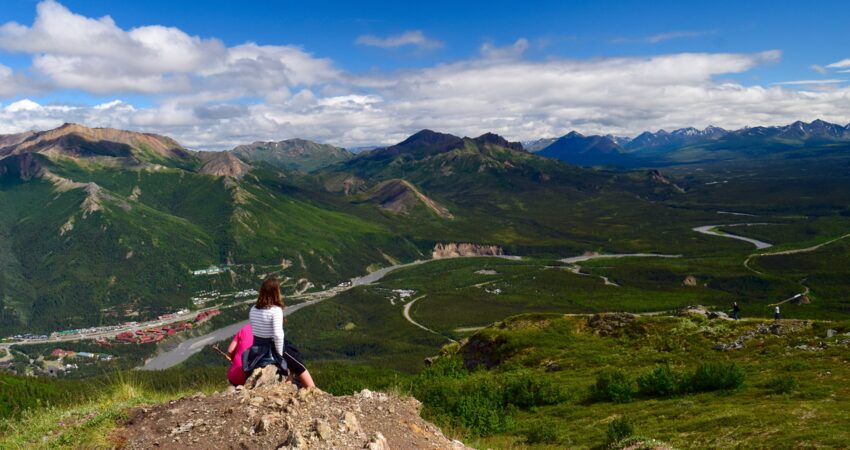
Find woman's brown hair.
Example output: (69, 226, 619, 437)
(256, 277, 284, 309)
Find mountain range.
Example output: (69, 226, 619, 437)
(537, 119, 850, 167)
(0, 123, 679, 335)
(3, 118, 849, 335)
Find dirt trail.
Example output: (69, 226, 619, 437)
(744, 233, 850, 274)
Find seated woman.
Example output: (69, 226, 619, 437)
(243, 277, 315, 388)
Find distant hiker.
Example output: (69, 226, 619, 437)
(732, 302, 741, 320)
(774, 305, 781, 321)
(244, 277, 316, 388)
(226, 323, 253, 386)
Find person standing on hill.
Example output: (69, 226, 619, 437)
(732, 302, 741, 320)
(774, 305, 781, 322)
(246, 277, 316, 388)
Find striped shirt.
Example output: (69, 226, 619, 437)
(249, 306, 284, 355)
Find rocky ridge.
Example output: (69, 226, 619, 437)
(114, 366, 469, 449)
(432, 243, 504, 259)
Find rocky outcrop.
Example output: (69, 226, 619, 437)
(714, 320, 811, 351)
(587, 313, 639, 337)
(432, 243, 504, 259)
(0, 152, 43, 180)
(198, 151, 251, 179)
(648, 169, 685, 193)
(368, 179, 453, 218)
(677, 305, 731, 320)
(115, 366, 469, 449)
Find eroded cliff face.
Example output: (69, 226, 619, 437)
(432, 242, 504, 259)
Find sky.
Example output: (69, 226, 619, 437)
(0, 0, 849, 149)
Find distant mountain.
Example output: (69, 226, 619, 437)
(538, 120, 850, 167)
(231, 138, 351, 172)
(0, 123, 195, 168)
(537, 132, 629, 166)
(523, 137, 558, 152)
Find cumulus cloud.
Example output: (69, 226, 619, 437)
(355, 30, 442, 49)
(1, 2, 850, 149)
(0, 0, 337, 95)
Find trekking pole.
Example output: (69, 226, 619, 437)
(211, 344, 232, 362)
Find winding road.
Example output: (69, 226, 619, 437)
(692, 224, 773, 249)
(140, 255, 520, 370)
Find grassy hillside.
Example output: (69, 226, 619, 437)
(414, 313, 850, 449)
(5, 312, 850, 449)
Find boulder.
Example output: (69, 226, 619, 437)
(246, 365, 282, 390)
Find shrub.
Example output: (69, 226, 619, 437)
(637, 365, 680, 397)
(590, 369, 635, 403)
(525, 421, 560, 444)
(417, 375, 515, 437)
(607, 416, 635, 444)
(766, 375, 799, 394)
(453, 377, 515, 436)
(502, 370, 568, 407)
(687, 362, 744, 392)
(417, 356, 468, 382)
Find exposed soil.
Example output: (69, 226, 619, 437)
(112, 367, 469, 449)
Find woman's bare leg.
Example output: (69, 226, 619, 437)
(298, 370, 316, 388)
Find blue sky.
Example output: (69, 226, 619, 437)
(0, 0, 848, 148)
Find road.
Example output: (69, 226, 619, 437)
(693, 224, 773, 249)
(560, 253, 680, 264)
(140, 299, 321, 370)
(138, 255, 519, 370)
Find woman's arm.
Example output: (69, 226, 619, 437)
(227, 337, 238, 358)
(272, 308, 284, 356)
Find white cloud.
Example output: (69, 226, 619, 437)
(771, 79, 846, 86)
(826, 59, 850, 69)
(355, 30, 442, 49)
(1, 3, 850, 149)
(480, 39, 529, 60)
(613, 30, 716, 44)
(5, 98, 42, 112)
(0, 0, 337, 95)
(810, 64, 828, 75)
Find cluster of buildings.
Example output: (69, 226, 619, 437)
(48, 323, 135, 340)
(8, 332, 49, 341)
(191, 265, 230, 276)
(44, 349, 113, 376)
(234, 288, 259, 299)
(115, 322, 194, 344)
(50, 348, 113, 361)
(191, 290, 221, 306)
(195, 309, 220, 322)
(112, 309, 220, 344)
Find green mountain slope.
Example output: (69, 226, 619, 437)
(0, 126, 422, 334)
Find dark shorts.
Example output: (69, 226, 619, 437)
(283, 339, 307, 375)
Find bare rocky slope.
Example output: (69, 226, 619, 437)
(113, 366, 469, 449)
